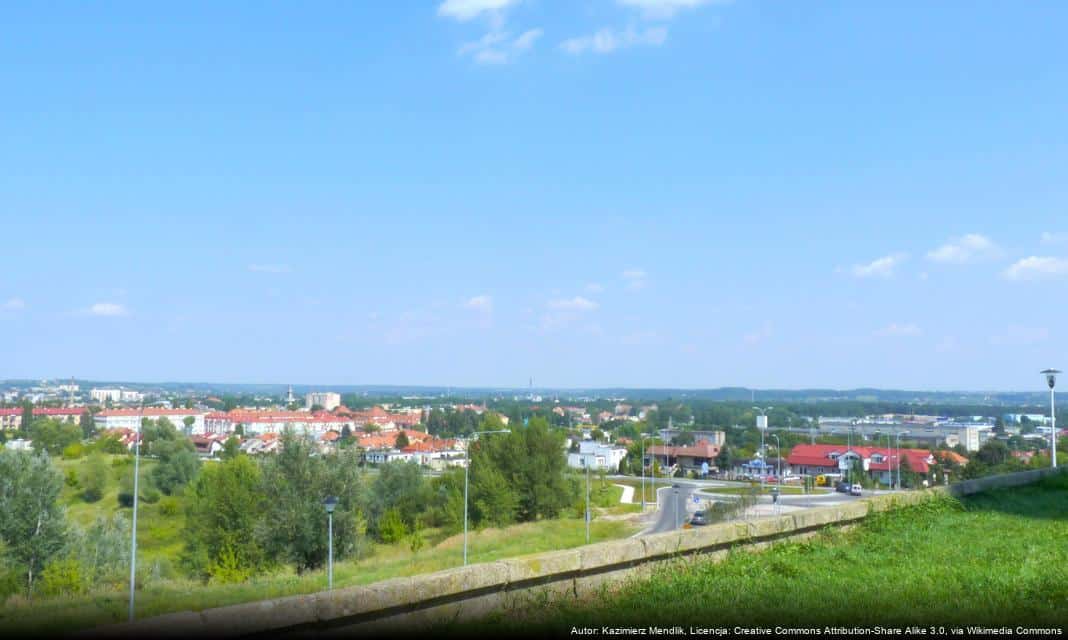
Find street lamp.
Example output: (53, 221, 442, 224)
(1041, 369, 1059, 468)
(463, 429, 510, 566)
(672, 484, 680, 529)
(128, 403, 144, 622)
(770, 433, 781, 481)
(753, 407, 772, 488)
(640, 434, 649, 512)
(323, 496, 338, 590)
(895, 431, 910, 490)
(585, 461, 591, 544)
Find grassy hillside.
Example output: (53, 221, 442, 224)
(469, 474, 1068, 630)
(1, 460, 641, 635)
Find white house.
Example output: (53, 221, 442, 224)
(567, 440, 628, 471)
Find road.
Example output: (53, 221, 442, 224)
(629, 478, 882, 535)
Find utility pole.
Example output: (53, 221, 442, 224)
(128, 402, 144, 622)
(1042, 370, 1059, 468)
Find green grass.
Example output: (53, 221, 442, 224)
(469, 474, 1068, 629)
(0, 508, 641, 635)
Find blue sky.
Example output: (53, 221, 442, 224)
(2, 0, 1067, 390)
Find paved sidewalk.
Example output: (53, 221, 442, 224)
(614, 483, 635, 504)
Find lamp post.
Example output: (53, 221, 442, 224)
(128, 403, 144, 622)
(672, 484, 680, 529)
(585, 462, 591, 544)
(463, 429, 510, 566)
(640, 434, 648, 512)
(1041, 369, 1060, 468)
(770, 433, 781, 481)
(895, 431, 910, 490)
(753, 407, 772, 488)
(323, 496, 338, 590)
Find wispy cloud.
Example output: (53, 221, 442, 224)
(548, 296, 599, 311)
(874, 323, 922, 337)
(85, 302, 128, 317)
(560, 26, 667, 55)
(464, 294, 494, 312)
(927, 233, 1001, 264)
(248, 264, 292, 274)
(459, 27, 542, 64)
(2, 297, 25, 311)
(846, 253, 907, 279)
(438, 0, 519, 22)
(617, 0, 724, 20)
(621, 268, 648, 290)
(1003, 256, 1068, 281)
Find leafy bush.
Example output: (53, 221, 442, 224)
(97, 436, 129, 455)
(80, 453, 108, 503)
(159, 496, 180, 517)
(141, 486, 161, 504)
(62, 443, 86, 460)
(378, 508, 407, 544)
(64, 468, 81, 489)
(39, 558, 89, 597)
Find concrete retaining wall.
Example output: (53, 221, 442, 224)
(82, 466, 1066, 638)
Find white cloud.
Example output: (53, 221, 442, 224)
(248, 264, 292, 273)
(2, 298, 25, 311)
(874, 323, 922, 337)
(459, 27, 542, 64)
(1003, 256, 1068, 281)
(1040, 231, 1068, 246)
(617, 0, 722, 20)
(926, 233, 1001, 264)
(465, 294, 493, 312)
(548, 296, 599, 311)
(560, 26, 667, 55)
(87, 303, 128, 317)
(621, 267, 648, 290)
(438, 0, 519, 21)
(847, 253, 907, 279)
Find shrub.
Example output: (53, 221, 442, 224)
(62, 443, 86, 460)
(98, 436, 129, 455)
(159, 496, 180, 517)
(80, 453, 108, 503)
(141, 487, 161, 504)
(39, 558, 89, 597)
(64, 468, 81, 489)
(378, 508, 407, 544)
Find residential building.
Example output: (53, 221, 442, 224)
(645, 439, 721, 473)
(658, 428, 725, 447)
(305, 392, 341, 411)
(95, 408, 209, 433)
(567, 440, 628, 471)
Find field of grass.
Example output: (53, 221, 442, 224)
(470, 474, 1068, 629)
(1, 471, 641, 636)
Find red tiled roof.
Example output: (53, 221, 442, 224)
(648, 439, 720, 459)
(786, 444, 935, 474)
(98, 408, 205, 417)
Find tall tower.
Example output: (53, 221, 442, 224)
(286, 385, 294, 405)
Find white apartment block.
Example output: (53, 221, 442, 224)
(305, 392, 341, 411)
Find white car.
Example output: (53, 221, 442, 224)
(849, 484, 863, 496)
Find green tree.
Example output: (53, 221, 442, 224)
(29, 419, 83, 456)
(151, 439, 201, 495)
(377, 508, 407, 544)
(182, 416, 196, 436)
(395, 431, 410, 449)
(19, 403, 33, 437)
(715, 444, 730, 471)
(0, 450, 69, 593)
(79, 410, 96, 439)
(80, 452, 109, 502)
(183, 454, 267, 582)
(221, 436, 241, 460)
(258, 431, 367, 573)
(369, 461, 429, 537)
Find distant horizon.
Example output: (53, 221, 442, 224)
(3, 377, 1061, 398)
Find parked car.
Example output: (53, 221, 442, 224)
(850, 484, 863, 496)
(689, 510, 710, 526)
(835, 481, 851, 493)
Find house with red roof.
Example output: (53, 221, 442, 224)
(645, 439, 721, 473)
(786, 444, 967, 486)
